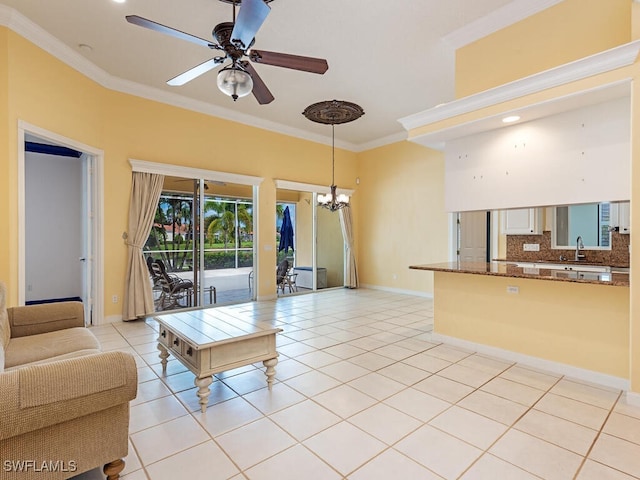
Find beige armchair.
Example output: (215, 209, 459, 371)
(0, 284, 137, 480)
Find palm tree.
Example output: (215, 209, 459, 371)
(204, 199, 227, 246)
(147, 194, 194, 271)
(207, 210, 236, 249)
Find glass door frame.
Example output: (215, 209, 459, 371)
(131, 159, 264, 308)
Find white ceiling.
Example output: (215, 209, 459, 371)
(1, 0, 562, 150)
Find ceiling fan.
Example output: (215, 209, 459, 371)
(126, 0, 328, 105)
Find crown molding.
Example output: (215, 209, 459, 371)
(355, 131, 408, 152)
(0, 5, 361, 152)
(399, 39, 640, 133)
(443, 0, 563, 49)
(0, 5, 112, 86)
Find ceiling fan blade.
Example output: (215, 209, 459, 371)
(249, 49, 328, 74)
(230, 0, 271, 50)
(126, 15, 217, 48)
(242, 62, 274, 105)
(167, 58, 223, 86)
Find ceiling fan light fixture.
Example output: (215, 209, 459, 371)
(217, 65, 253, 101)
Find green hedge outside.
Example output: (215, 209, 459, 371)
(204, 251, 253, 269)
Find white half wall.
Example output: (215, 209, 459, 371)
(445, 97, 630, 212)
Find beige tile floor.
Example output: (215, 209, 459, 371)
(73, 288, 640, 480)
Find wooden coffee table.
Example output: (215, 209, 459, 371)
(154, 306, 282, 413)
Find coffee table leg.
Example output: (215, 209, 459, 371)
(263, 358, 278, 390)
(158, 343, 170, 373)
(195, 376, 213, 413)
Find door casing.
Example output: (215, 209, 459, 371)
(17, 121, 104, 324)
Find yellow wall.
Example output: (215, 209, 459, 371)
(357, 141, 449, 294)
(0, 29, 360, 311)
(0, 29, 9, 286)
(630, 62, 640, 392)
(434, 272, 630, 378)
(455, 0, 631, 97)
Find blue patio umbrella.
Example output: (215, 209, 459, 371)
(278, 206, 294, 253)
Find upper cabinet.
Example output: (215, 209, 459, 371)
(501, 208, 542, 235)
(618, 201, 630, 234)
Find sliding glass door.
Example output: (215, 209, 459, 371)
(275, 186, 346, 296)
(144, 175, 254, 311)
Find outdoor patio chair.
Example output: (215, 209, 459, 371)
(151, 259, 194, 310)
(276, 259, 298, 294)
(147, 256, 164, 297)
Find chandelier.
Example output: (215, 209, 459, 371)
(302, 100, 365, 211)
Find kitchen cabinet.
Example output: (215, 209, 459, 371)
(618, 201, 630, 234)
(501, 208, 542, 235)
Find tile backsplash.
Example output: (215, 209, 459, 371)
(505, 231, 629, 267)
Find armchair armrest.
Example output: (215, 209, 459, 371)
(0, 351, 137, 440)
(7, 301, 84, 338)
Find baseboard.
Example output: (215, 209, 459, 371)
(102, 314, 124, 325)
(257, 293, 277, 301)
(431, 333, 630, 392)
(625, 391, 640, 406)
(360, 284, 434, 299)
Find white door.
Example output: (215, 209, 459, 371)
(459, 211, 487, 262)
(81, 153, 94, 324)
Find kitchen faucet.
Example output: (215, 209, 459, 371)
(575, 236, 585, 261)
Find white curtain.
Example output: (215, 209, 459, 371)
(122, 172, 164, 321)
(339, 207, 358, 288)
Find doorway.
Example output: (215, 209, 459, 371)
(458, 211, 490, 262)
(18, 122, 104, 324)
(275, 184, 346, 296)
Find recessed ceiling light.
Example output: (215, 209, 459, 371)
(113, 0, 126, 3)
(502, 115, 521, 123)
(78, 43, 93, 53)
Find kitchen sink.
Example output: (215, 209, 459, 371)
(513, 262, 610, 273)
(550, 270, 611, 281)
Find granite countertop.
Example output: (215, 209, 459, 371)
(409, 261, 630, 287)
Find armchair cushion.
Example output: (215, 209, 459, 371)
(0, 351, 137, 440)
(8, 301, 84, 338)
(4, 327, 100, 370)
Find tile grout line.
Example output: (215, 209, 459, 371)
(571, 389, 624, 480)
(453, 367, 564, 479)
(107, 291, 639, 479)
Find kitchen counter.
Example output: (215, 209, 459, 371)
(409, 261, 629, 287)
(411, 262, 630, 380)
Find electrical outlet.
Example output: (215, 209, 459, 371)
(27, 284, 32, 291)
(112, 295, 118, 304)
(506, 286, 519, 294)
(523, 243, 540, 252)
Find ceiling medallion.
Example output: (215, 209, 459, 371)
(302, 100, 365, 125)
(303, 100, 365, 212)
